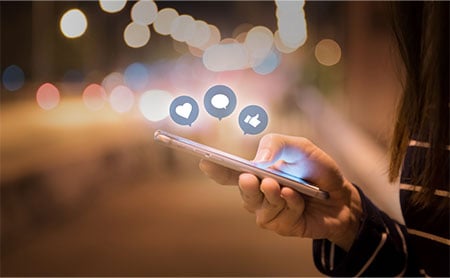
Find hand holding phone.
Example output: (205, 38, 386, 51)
(154, 130, 329, 200)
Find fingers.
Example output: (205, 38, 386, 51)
(253, 134, 282, 166)
(238, 173, 263, 212)
(239, 175, 307, 237)
(280, 186, 305, 213)
(254, 133, 343, 191)
(255, 133, 316, 162)
(253, 133, 312, 168)
(256, 178, 285, 224)
(199, 159, 240, 185)
(257, 183, 306, 237)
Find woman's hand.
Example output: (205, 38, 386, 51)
(199, 134, 362, 251)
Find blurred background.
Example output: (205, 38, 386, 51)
(1, 1, 403, 276)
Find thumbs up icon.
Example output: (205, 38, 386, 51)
(239, 105, 268, 135)
(244, 114, 261, 128)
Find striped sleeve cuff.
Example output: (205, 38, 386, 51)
(313, 185, 408, 277)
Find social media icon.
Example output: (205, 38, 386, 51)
(211, 94, 229, 109)
(169, 96, 199, 126)
(175, 102, 192, 119)
(239, 105, 268, 135)
(204, 85, 237, 120)
(244, 114, 261, 128)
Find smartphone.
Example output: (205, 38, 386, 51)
(154, 130, 329, 200)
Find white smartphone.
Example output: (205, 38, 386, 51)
(154, 130, 329, 200)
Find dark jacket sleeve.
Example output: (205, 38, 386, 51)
(312, 185, 413, 277)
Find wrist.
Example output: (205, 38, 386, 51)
(330, 181, 363, 251)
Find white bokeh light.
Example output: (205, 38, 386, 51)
(203, 42, 248, 72)
(60, 9, 88, 39)
(200, 24, 221, 50)
(170, 14, 195, 42)
(186, 20, 211, 49)
(275, 0, 307, 51)
(102, 72, 125, 93)
(245, 26, 274, 66)
(139, 90, 173, 122)
(131, 0, 158, 25)
(99, 0, 127, 13)
(153, 8, 179, 35)
(110, 85, 135, 113)
(273, 30, 297, 54)
(124, 22, 151, 48)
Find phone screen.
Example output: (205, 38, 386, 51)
(154, 130, 329, 200)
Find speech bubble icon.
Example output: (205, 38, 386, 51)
(211, 94, 229, 109)
(204, 85, 237, 120)
(169, 96, 199, 126)
(238, 105, 268, 135)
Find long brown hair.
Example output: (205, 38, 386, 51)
(389, 1, 449, 207)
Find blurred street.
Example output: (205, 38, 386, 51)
(1, 1, 404, 276)
(1, 97, 320, 276)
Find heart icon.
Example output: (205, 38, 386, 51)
(175, 102, 192, 119)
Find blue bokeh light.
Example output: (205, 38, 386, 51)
(124, 62, 149, 92)
(2, 65, 25, 91)
(253, 50, 281, 75)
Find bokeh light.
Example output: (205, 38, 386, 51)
(109, 85, 135, 113)
(186, 20, 211, 49)
(273, 30, 297, 54)
(188, 45, 204, 58)
(245, 26, 274, 66)
(200, 24, 221, 50)
(203, 42, 248, 72)
(139, 89, 173, 121)
(60, 9, 88, 39)
(170, 14, 195, 43)
(124, 62, 149, 92)
(131, 0, 158, 26)
(102, 72, 124, 93)
(63, 69, 84, 84)
(153, 8, 179, 36)
(232, 23, 253, 38)
(235, 32, 248, 43)
(99, 0, 127, 13)
(253, 49, 281, 75)
(124, 22, 151, 48)
(82, 83, 107, 111)
(36, 83, 60, 110)
(2, 65, 25, 91)
(276, 0, 307, 50)
(315, 38, 342, 66)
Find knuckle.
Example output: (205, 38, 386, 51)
(256, 220, 267, 229)
(264, 199, 283, 210)
(255, 216, 268, 229)
(242, 202, 256, 213)
(261, 133, 276, 142)
(275, 226, 292, 237)
(297, 136, 312, 146)
(260, 133, 280, 146)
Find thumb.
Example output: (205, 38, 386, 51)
(253, 134, 344, 190)
(252, 134, 285, 166)
(253, 114, 259, 120)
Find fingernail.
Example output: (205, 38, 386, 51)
(254, 149, 271, 162)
